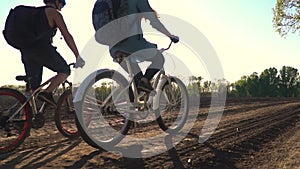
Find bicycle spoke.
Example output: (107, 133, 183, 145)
(55, 89, 80, 138)
(0, 88, 31, 154)
(75, 71, 132, 147)
(157, 77, 189, 133)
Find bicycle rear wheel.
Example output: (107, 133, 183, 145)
(0, 88, 32, 154)
(75, 70, 132, 149)
(156, 77, 189, 133)
(55, 89, 80, 138)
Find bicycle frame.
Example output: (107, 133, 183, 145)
(6, 77, 54, 122)
(0, 63, 80, 154)
(6, 67, 74, 123)
(73, 42, 176, 117)
(110, 41, 175, 112)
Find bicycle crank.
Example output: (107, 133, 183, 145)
(32, 113, 45, 129)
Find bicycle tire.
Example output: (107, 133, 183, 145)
(156, 76, 189, 133)
(55, 89, 80, 138)
(0, 88, 32, 154)
(75, 70, 132, 149)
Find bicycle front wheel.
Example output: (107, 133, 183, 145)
(55, 89, 80, 138)
(156, 77, 189, 133)
(75, 70, 132, 149)
(0, 88, 32, 154)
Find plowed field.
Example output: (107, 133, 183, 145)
(1, 98, 299, 169)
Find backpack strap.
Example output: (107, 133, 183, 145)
(111, 0, 121, 18)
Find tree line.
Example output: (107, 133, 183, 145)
(2, 66, 300, 98)
(188, 66, 300, 98)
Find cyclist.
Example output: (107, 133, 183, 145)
(20, 0, 85, 106)
(108, 0, 179, 97)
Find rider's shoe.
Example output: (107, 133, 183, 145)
(138, 77, 154, 93)
(38, 91, 56, 107)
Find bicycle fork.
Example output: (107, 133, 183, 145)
(151, 74, 172, 111)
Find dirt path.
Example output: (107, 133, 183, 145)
(0, 98, 299, 169)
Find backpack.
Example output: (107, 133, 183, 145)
(92, 0, 131, 46)
(2, 5, 46, 50)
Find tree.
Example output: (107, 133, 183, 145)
(297, 77, 300, 96)
(196, 76, 203, 93)
(235, 76, 249, 97)
(203, 80, 211, 95)
(273, 0, 300, 37)
(187, 76, 202, 96)
(246, 72, 260, 97)
(259, 68, 279, 97)
(278, 66, 299, 97)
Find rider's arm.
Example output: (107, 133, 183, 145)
(48, 9, 80, 58)
(137, 0, 173, 37)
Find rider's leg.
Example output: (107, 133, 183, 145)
(119, 60, 143, 84)
(37, 47, 70, 105)
(43, 47, 71, 93)
(119, 61, 143, 102)
(44, 73, 68, 93)
(21, 54, 43, 91)
(144, 51, 165, 81)
(136, 51, 164, 93)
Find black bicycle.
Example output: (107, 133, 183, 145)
(0, 63, 80, 154)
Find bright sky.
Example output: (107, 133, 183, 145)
(0, 0, 299, 86)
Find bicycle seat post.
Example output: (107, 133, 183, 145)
(27, 83, 39, 114)
(20, 77, 39, 114)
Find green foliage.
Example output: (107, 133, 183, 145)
(94, 82, 113, 100)
(3, 66, 300, 98)
(273, 0, 300, 37)
(233, 66, 300, 97)
(259, 68, 279, 97)
(278, 66, 299, 97)
(187, 76, 202, 96)
(235, 76, 249, 97)
(0, 85, 26, 92)
(196, 66, 300, 97)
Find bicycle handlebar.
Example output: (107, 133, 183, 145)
(160, 36, 180, 52)
(160, 41, 173, 53)
(68, 63, 75, 68)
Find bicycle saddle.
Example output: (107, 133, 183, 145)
(15, 75, 31, 82)
(113, 51, 131, 64)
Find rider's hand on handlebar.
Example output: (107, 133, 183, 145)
(74, 56, 85, 68)
(170, 35, 179, 43)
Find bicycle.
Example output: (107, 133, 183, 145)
(74, 41, 189, 149)
(0, 63, 80, 154)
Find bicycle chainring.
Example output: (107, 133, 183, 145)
(32, 113, 45, 129)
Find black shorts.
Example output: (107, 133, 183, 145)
(21, 45, 70, 89)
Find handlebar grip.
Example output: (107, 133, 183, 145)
(170, 36, 179, 43)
